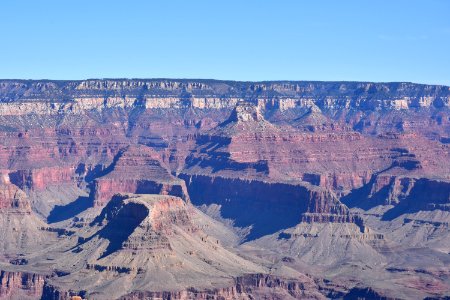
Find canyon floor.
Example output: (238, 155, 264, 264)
(0, 79, 449, 299)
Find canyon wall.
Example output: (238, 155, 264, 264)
(0, 79, 449, 299)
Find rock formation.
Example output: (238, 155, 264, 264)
(0, 172, 30, 212)
(0, 270, 45, 299)
(0, 79, 449, 299)
(92, 146, 189, 206)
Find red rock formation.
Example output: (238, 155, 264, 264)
(93, 146, 189, 205)
(0, 79, 449, 298)
(41, 273, 328, 300)
(9, 166, 76, 191)
(0, 270, 45, 299)
(91, 194, 196, 252)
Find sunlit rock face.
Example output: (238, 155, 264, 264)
(0, 79, 449, 299)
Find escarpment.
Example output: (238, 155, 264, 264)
(0, 79, 449, 299)
(1, 79, 449, 110)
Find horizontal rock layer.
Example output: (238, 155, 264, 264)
(1, 80, 450, 115)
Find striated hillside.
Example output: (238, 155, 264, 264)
(0, 79, 449, 299)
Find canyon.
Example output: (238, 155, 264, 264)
(0, 79, 449, 299)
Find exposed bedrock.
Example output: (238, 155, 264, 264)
(88, 193, 195, 255)
(92, 146, 189, 206)
(0, 270, 45, 299)
(9, 167, 76, 191)
(0, 80, 449, 298)
(0, 172, 31, 213)
(382, 178, 450, 220)
(118, 273, 327, 300)
(41, 194, 275, 299)
(93, 179, 188, 206)
(0, 270, 406, 300)
(342, 174, 450, 219)
(179, 174, 360, 240)
(1, 80, 450, 112)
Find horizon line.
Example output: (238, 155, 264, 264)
(0, 77, 448, 87)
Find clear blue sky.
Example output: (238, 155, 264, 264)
(1, 0, 449, 85)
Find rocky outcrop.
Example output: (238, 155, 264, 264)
(41, 273, 328, 300)
(185, 103, 450, 198)
(41, 283, 87, 300)
(93, 146, 189, 205)
(381, 177, 450, 220)
(0, 183, 30, 213)
(9, 167, 75, 191)
(0, 172, 30, 213)
(343, 175, 450, 219)
(0, 270, 45, 299)
(40, 194, 269, 299)
(90, 193, 196, 252)
(119, 273, 326, 300)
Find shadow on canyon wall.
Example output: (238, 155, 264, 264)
(180, 174, 308, 241)
(47, 196, 92, 224)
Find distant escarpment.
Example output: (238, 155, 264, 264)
(0, 79, 449, 110)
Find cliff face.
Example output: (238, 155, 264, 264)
(118, 273, 327, 300)
(9, 167, 75, 191)
(92, 146, 189, 206)
(89, 194, 196, 253)
(343, 175, 450, 218)
(1, 79, 449, 109)
(179, 174, 359, 241)
(0, 172, 30, 212)
(0, 79, 449, 299)
(0, 270, 45, 299)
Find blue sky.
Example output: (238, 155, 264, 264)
(0, 0, 449, 85)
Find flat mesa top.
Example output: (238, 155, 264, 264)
(116, 193, 183, 204)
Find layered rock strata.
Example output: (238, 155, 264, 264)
(0, 79, 449, 299)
